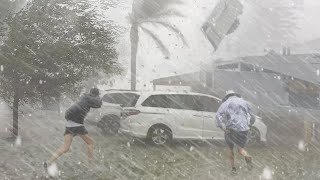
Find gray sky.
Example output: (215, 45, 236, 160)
(298, 0, 320, 41)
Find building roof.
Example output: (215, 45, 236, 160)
(152, 72, 203, 86)
(218, 51, 320, 85)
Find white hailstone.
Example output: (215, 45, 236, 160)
(317, 69, 320, 76)
(78, 161, 81, 165)
(39, 80, 43, 84)
(48, 163, 58, 177)
(15, 136, 22, 147)
(277, 76, 281, 80)
(127, 142, 130, 147)
(298, 140, 305, 152)
(190, 146, 194, 152)
(28, 114, 32, 117)
(261, 166, 273, 180)
(0, 65, 3, 71)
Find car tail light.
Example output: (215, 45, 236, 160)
(123, 109, 141, 117)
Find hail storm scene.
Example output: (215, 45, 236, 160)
(1, 0, 320, 179)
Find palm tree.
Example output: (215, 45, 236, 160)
(129, 0, 187, 90)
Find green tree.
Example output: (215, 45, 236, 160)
(0, 0, 121, 137)
(0, 0, 27, 42)
(129, 0, 187, 90)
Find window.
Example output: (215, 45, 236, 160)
(141, 94, 203, 111)
(167, 95, 202, 111)
(141, 95, 172, 108)
(199, 96, 220, 112)
(102, 93, 140, 107)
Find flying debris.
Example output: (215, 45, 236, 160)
(14, 136, 22, 147)
(201, 0, 243, 50)
(48, 163, 58, 177)
(261, 166, 273, 180)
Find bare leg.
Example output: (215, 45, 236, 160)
(80, 134, 94, 163)
(228, 147, 235, 169)
(238, 147, 253, 170)
(47, 134, 73, 165)
(238, 148, 249, 157)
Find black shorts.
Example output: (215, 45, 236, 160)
(64, 126, 88, 136)
(225, 129, 248, 149)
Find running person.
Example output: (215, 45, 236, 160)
(44, 88, 102, 171)
(216, 90, 255, 175)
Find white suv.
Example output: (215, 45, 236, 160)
(87, 90, 141, 134)
(119, 91, 267, 146)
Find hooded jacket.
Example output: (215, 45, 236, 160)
(65, 93, 102, 124)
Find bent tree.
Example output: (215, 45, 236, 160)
(0, 0, 122, 137)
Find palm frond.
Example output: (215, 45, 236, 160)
(133, 0, 184, 19)
(140, 26, 170, 58)
(151, 8, 185, 19)
(147, 21, 188, 46)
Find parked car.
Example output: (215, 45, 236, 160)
(119, 91, 267, 146)
(87, 90, 141, 134)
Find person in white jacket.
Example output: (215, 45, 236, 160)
(216, 90, 255, 175)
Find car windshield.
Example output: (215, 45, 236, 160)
(102, 93, 140, 107)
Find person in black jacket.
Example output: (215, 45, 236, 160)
(44, 88, 102, 171)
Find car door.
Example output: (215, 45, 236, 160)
(199, 96, 224, 139)
(166, 95, 204, 139)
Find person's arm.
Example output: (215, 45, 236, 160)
(247, 103, 255, 125)
(216, 102, 227, 131)
(87, 95, 102, 108)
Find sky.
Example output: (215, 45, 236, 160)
(99, 0, 320, 90)
(298, 0, 320, 41)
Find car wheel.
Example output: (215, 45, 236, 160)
(147, 125, 172, 146)
(97, 115, 120, 135)
(247, 127, 261, 147)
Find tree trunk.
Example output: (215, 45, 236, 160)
(130, 25, 139, 90)
(12, 84, 19, 137)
